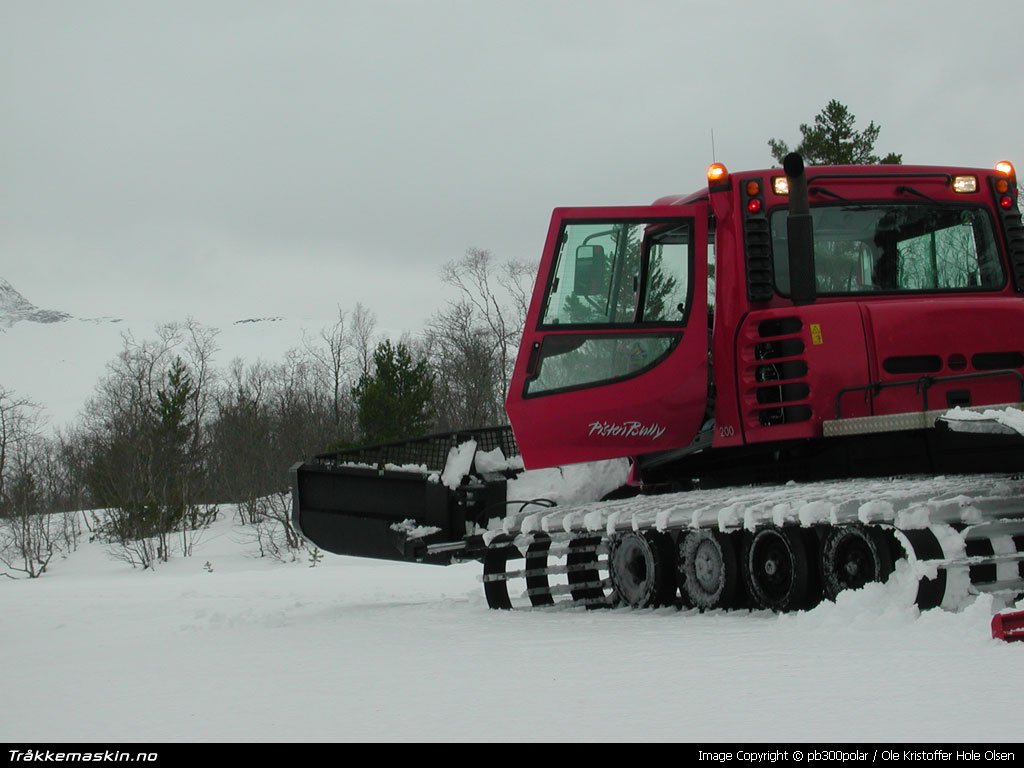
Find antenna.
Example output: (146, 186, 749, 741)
(711, 128, 717, 163)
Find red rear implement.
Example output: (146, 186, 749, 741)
(992, 610, 1024, 641)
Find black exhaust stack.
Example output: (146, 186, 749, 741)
(784, 153, 816, 305)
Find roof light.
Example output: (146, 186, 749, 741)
(772, 176, 789, 195)
(995, 160, 1015, 178)
(952, 175, 977, 193)
(745, 180, 761, 197)
(1000, 195, 1015, 209)
(747, 199, 762, 214)
(707, 163, 728, 183)
(995, 178, 1010, 193)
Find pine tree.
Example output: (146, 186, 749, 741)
(769, 100, 902, 166)
(153, 357, 196, 534)
(353, 341, 434, 444)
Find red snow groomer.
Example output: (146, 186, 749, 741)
(292, 155, 1024, 613)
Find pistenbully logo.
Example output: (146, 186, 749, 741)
(588, 420, 667, 440)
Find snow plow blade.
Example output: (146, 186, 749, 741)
(991, 610, 1024, 642)
(290, 427, 518, 564)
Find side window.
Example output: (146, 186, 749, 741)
(526, 335, 677, 396)
(642, 227, 690, 322)
(896, 213, 1001, 289)
(542, 223, 637, 326)
(541, 220, 692, 326)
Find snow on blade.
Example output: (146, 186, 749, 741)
(505, 458, 629, 510)
(474, 446, 509, 473)
(390, 519, 442, 539)
(440, 439, 477, 489)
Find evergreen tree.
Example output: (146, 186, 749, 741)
(769, 99, 902, 166)
(353, 340, 434, 444)
(153, 357, 196, 532)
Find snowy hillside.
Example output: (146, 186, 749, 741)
(0, 276, 341, 428)
(2, 505, 1021, 743)
(0, 277, 73, 329)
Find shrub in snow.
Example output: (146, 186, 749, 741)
(245, 493, 305, 562)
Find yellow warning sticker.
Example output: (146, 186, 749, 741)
(810, 323, 823, 345)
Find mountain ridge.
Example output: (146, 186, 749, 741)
(0, 277, 73, 330)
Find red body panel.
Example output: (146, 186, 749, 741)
(508, 164, 1024, 471)
(861, 298, 1024, 413)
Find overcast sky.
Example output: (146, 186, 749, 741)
(4, 0, 1023, 335)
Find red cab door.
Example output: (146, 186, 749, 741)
(506, 205, 709, 468)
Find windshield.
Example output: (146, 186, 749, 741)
(770, 204, 1004, 294)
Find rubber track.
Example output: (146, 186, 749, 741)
(482, 474, 1024, 611)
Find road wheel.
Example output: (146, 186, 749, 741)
(608, 531, 677, 608)
(744, 526, 811, 611)
(821, 524, 894, 601)
(678, 529, 741, 609)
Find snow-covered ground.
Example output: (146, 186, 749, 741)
(2, 506, 1021, 743)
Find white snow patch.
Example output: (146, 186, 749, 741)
(857, 499, 894, 524)
(519, 512, 543, 535)
(481, 529, 505, 546)
(440, 439, 477, 490)
(3, 494, 1021, 743)
(582, 509, 606, 532)
(797, 500, 835, 526)
(895, 504, 931, 530)
(718, 502, 744, 531)
(932, 524, 971, 612)
(655, 508, 673, 531)
(474, 447, 509, 474)
(389, 519, 442, 539)
(788, 559, 921, 632)
(959, 505, 984, 525)
(506, 458, 629, 508)
(384, 462, 429, 474)
(605, 510, 624, 535)
(771, 501, 795, 527)
(943, 405, 1024, 436)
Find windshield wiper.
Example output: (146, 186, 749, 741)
(809, 186, 850, 202)
(896, 185, 937, 203)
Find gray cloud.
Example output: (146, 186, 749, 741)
(3, 0, 1022, 331)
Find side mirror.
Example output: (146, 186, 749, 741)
(573, 245, 607, 296)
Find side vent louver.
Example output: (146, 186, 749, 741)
(744, 316, 812, 427)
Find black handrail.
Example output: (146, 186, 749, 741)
(834, 369, 1024, 420)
